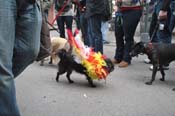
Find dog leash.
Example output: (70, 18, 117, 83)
(149, 21, 159, 42)
(46, 19, 60, 33)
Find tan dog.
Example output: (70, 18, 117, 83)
(40, 36, 70, 65)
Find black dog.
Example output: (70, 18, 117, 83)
(55, 49, 114, 87)
(55, 49, 95, 87)
(130, 42, 175, 88)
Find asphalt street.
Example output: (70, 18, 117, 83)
(15, 26, 175, 116)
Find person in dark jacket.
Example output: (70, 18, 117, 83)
(147, 0, 172, 70)
(149, 0, 171, 42)
(0, 0, 42, 115)
(85, 0, 109, 53)
(79, 0, 89, 46)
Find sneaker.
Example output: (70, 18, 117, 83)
(144, 58, 152, 64)
(118, 61, 129, 68)
(149, 65, 169, 71)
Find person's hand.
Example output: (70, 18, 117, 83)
(114, 5, 120, 12)
(158, 10, 168, 20)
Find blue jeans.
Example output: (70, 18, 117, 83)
(56, 16, 73, 38)
(0, 1, 42, 115)
(114, 10, 142, 63)
(87, 15, 103, 53)
(101, 21, 109, 42)
(80, 12, 89, 46)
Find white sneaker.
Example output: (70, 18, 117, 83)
(149, 65, 169, 71)
(144, 58, 151, 64)
(149, 65, 154, 70)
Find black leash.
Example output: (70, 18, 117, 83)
(45, 19, 59, 33)
(149, 22, 159, 42)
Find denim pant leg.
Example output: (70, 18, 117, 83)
(57, 16, 73, 38)
(114, 17, 124, 61)
(170, 1, 175, 32)
(64, 16, 73, 31)
(57, 16, 65, 38)
(170, 14, 175, 32)
(87, 15, 103, 53)
(0, 1, 20, 115)
(122, 10, 142, 63)
(80, 13, 89, 46)
(13, 4, 42, 77)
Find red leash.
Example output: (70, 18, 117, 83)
(51, 0, 70, 26)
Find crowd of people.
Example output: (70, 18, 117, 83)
(0, 0, 175, 115)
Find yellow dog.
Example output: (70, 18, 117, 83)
(40, 36, 70, 65)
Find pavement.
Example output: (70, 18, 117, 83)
(15, 25, 175, 116)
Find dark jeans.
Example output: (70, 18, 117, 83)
(170, 1, 175, 32)
(80, 12, 89, 46)
(56, 16, 73, 38)
(114, 10, 142, 63)
(87, 14, 103, 53)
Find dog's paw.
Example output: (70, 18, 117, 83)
(90, 84, 96, 88)
(159, 78, 165, 81)
(40, 63, 44, 66)
(69, 80, 74, 83)
(145, 81, 152, 85)
(49, 61, 53, 64)
(56, 78, 59, 82)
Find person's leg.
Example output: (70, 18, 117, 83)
(149, 2, 172, 70)
(87, 18, 94, 48)
(80, 13, 89, 46)
(65, 16, 73, 31)
(57, 16, 65, 38)
(101, 21, 109, 43)
(75, 10, 81, 30)
(170, 14, 175, 33)
(169, 1, 175, 33)
(87, 15, 103, 53)
(122, 10, 142, 64)
(13, 3, 42, 77)
(0, 1, 20, 115)
(114, 14, 124, 63)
